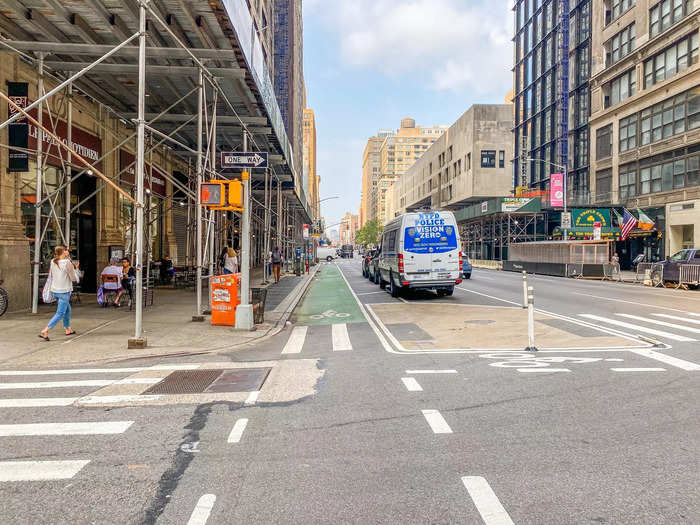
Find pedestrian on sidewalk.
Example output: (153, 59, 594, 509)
(223, 247, 238, 274)
(39, 245, 80, 341)
(271, 246, 283, 283)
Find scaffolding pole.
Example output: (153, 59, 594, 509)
(193, 66, 205, 322)
(31, 55, 44, 314)
(236, 131, 253, 330)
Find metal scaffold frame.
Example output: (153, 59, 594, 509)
(0, 0, 310, 345)
(460, 212, 547, 261)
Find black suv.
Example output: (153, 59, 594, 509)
(340, 244, 354, 258)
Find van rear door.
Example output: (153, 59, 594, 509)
(403, 212, 460, 281)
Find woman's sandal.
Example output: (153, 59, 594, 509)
(65, 330, 76, 336)
(38, 333, 50, 341)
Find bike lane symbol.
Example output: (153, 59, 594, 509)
(310, 309, 351, 320)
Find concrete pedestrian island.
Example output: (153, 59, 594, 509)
(369, 303, 640, 351)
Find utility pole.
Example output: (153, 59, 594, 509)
(236, 131, 254, 330)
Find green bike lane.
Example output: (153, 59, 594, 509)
(290, 264, 366, 326)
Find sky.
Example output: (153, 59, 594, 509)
(302, 0, 515, 230)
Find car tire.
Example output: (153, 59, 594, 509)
(444, 286, 454, 296)
(389, 273, 400, 298)
(464, 273, 471, 279)
(379, 272, 387, 290)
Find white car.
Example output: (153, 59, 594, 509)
(377, 210, 463, 297)
(317, 246, 339, 262)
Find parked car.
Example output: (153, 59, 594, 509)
(318, 246, 339, 262)
(368, 249, 381, 283)
(340, 244, 354, 258)
(654, 248, 700, 283)
(362, 249, 377, 277)
(463, 257, 472, 279)
(377, 210, 462, 297)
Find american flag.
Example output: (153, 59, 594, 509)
(620, 209, 638, 241)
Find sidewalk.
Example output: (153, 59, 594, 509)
(0, 266, 318, 368)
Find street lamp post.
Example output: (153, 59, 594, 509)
(525, 158, 568, 240)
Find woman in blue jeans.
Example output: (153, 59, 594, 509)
(39, 245, 81, 341)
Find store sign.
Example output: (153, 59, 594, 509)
(119, 150, 167, 197)
(501, 197, 533, 212)
(550, 173, 564, 207)
(481, 201, 488, 213)
(27, 110, 102, 169)
(573, 208, 610, 229)
(7, 82, 29, 172)
(302, 224, 309, 239)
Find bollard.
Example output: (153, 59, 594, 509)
(522, 270, 528, 309)
(525, 285, 538, 352)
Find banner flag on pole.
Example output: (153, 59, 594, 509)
(612, 208, 624, 228)
(636, 209, 655, 231)
(620, 209, 638, 241)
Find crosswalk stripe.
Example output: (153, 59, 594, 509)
(0, 397, 77, 408)
(0, 380, 113, 390)
(227, 418, 248, 443)
(401, 377, 423, 391)
(616, 313, 700, 334)
(579, 314, 696, 342)
(0, 460, 90, 481)
(0, 364, 199, 376)
(653, 313, 700, 326)
(0, 421, 134, 436)
(421, 409, 453, 434)
(281, 326, 307, 354)
(332, 323, 353, 351)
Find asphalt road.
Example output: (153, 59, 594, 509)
(1, 260, 698, 524)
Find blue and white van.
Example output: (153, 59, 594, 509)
(377, 210, 463, 297)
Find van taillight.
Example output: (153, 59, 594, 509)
(398, 253, 404, 273)
(459, 252, 463, 271)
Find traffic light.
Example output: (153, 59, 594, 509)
(201, 179, 244, 211)
(201, 183, 224, 206)
(228, 179, 243, 207)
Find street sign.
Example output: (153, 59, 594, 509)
(302, 224, 309, 239)
(561, 212, 571, 229)
(221, 151, 268, 168)
(593, 221, 602, 241)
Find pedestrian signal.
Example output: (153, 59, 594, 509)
(202, 180, 244, 211)
(228, 179, 243, 207)
(201, 183, 224, 206)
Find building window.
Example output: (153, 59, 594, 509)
(607, 68, 635, 107)
(481, 150, 496, 168)
(595, 169, 613, 202)
(650, 0, 694, 38)
(499, 150, 505, 168)
(619, 164, 637, 200)
(644, 32, 699, 88)
(608, 0, 634, 24)
(619, 115, 637, 152)
(607, 24, 635, 66)
(596, 125, 613, 160)
(467, 152, 471, 170)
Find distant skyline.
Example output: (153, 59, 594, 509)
(302, 0, 514, 226)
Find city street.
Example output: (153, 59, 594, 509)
(1, 261, 698, 524)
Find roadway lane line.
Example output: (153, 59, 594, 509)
(406, 369, 458, 374)
(227, 418, 248, 443)
(0, 364, 200, 376)
(626, 348, 700, 371)
(77, 395, 163, 404)
(0, 460, 90, 482)
(611, 368, 666, 372)
(401, 377, 423, 391)
(516, 368, 571, 373)
(421, 409, 453, 434)
(573, 292, 699, 314)
(579, 314, 696, 342)
(616, 313, 700, 334)
(0, 397, 77, 407)
(653, 313, 700, 325)
(186, 494, 217, 525)
(332, 323, 353, 351)
(244, 391, 259, 405)
(461, 476, 515, 525)
(0, 421, 134, 436)
(281, 326, 307, 354)
(0, 379, 114, 390)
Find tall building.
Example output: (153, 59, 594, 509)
(302, 108, 319, 220)
(339, 212, 360, 245)
(390, 105, 515, 217)
(274, 0, 304, 182)
(512, 0, 592, 200)
(372, 119, 448, 225)
(588, 0, 700, 257)
(360, 131, 391, 226)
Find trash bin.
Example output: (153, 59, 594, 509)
(251, 287, 267, 324)
(210, 274, 240, 326)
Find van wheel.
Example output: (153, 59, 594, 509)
(389, 273, 400, 298)
(379, 272, 387, 289)
(444, 286, 454, 296)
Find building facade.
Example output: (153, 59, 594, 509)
(589, 0, 700, 257)
(339, 212, 360, 245)
(360, 133, 389, 226)
(390, 105, 515, 218)
(302, 108, 320, 221)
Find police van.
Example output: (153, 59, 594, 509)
(377, 210, 462, 297)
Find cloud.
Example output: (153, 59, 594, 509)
(305, 0, 513, 94)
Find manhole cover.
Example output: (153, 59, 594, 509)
(205, 368, 271, 393)
(465, 319, 495, 325)
(143, 370, 224, 395)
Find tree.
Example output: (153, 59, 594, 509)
(355, 220, 383, 246)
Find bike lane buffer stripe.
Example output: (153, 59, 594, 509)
(281, 326, 307, 355)
(462, 476, 515, 525)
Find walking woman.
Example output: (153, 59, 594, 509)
(39, 245, 80, 341)
(223, 247, 238, 274)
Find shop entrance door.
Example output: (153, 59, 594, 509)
(75, 176, 97, 293)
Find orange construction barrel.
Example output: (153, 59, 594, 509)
(210, 274, 240, 326)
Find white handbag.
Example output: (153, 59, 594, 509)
(42, 271, 55, 303)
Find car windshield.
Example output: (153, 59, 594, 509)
(668, 250, 690, 263)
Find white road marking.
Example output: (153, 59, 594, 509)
(0, 380, 114, 390)
(401, 377, 423, 391)
(406, 369, 458, 374)
(244, 391, 259, 405)
(579, 314, 696, 342)
(398, 297, 409, 304)
(281, 326, 307, 354)
(462, 476, 515, 525)
(611, 368, 666, 372)
(0, 364, 200, 376)
(0, 397, 77, 407)
(356, 291, 386, 296)
(227, 418, 249, 443)
(0, 421, 134, 436)
(516, 368, 571, 373)
(616, 313, 700, 334)
(0, 460, 90, 482)
(573, 292, 698, 314)
(421, 409, 453, 434)
(113, 378, 161, 385)
(60, 319, 121, 345)
(77, 395, 163, 404)
(627, 348, 700, 371)
(604, 358, 625, 362)
(186, 494, 217, 525)
(331, 323, 353, 351)
(653, 313, 700, 326)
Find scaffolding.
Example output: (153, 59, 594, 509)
(0, 0, 311, 345)
(460, 212, 548, 261)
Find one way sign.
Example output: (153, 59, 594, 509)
(221, 151, 268, 169)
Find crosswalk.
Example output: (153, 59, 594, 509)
(280, 323, 356, 354)
(580, 311, 700, 343)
